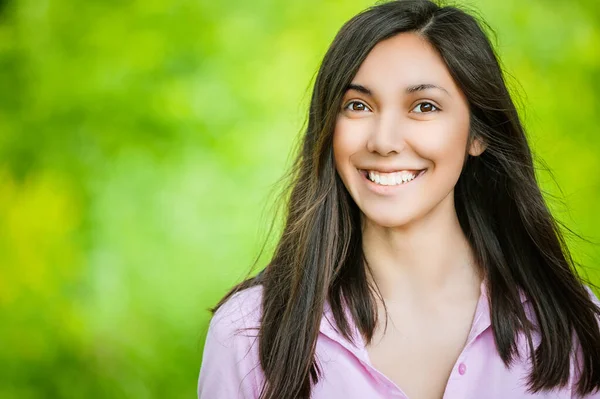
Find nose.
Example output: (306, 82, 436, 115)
(366, 110, 407, 156)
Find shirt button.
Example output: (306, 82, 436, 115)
(458, 363, 467, 375)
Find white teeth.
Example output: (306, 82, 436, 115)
(366, 170, 421, 186)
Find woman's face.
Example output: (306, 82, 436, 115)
(333, 32, 484, 229)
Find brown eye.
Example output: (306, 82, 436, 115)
(344, 100, 370, 112)
(413, 102, 439, 113)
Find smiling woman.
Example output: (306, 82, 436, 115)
(198, 1, 600, 398)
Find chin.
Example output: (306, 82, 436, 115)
(361, 210, 419, 229)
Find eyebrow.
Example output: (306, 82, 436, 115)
(344, 83, 451, 97)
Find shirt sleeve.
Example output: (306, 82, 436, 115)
(197, 294, 264, 399)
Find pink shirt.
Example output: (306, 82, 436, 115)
(198, 282, 600, 398)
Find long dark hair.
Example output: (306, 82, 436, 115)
(211, 0, 600, 397)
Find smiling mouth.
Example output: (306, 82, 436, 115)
(358, 168, 427, 187)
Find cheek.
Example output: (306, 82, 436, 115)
(413, 118, 469, 169)
(333, 119, 368, 168)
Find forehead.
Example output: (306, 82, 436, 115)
(351, 32, 458, 94)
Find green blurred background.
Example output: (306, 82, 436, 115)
(1, 0, 599, 397)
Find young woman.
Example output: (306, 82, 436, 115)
(198, 0, 600, 398)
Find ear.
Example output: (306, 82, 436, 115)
(468, 137, 487, 156)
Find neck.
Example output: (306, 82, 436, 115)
(361, 192, 482, 304)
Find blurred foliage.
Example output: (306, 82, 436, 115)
(0, 0, 598, 397)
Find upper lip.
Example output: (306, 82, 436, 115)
(359, 167, 426, 173)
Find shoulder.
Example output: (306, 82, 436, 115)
(198, 285, 265, 399)
(210, 284, 264, 335)
(518, 283, 600, 393)
(521, 283, 600, 326)
(583, 284, 600, 308)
